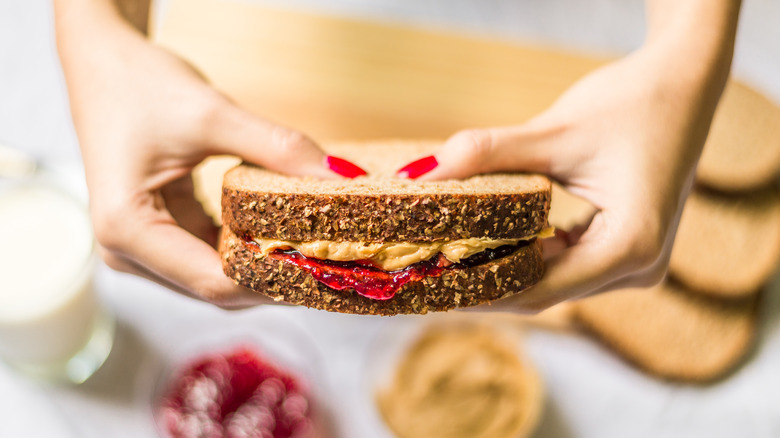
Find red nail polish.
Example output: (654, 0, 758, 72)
(326, 156, 367, 178)
(396, 155, 438, 179)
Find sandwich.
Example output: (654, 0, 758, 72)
(219, 141, 552, 315)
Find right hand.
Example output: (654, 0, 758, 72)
(397, 43, 726, 313)
(57, 16, 360, 309)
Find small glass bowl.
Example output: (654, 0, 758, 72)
(361, 313, 545, 438)
(146, 309, 334, 438)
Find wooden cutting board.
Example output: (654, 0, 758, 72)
(153, 0, 608, 141)
(154, 0, 780, 190)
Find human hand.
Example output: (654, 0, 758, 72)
(56, 10, 363, 308)
(396, 41, 731, 312)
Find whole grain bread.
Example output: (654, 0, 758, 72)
(220, 227, 543, 316)
(696, 81, 780, 192)
(573, 282, 759, 382)
(669, 188, 780, 298)
(222, 141, 551, 242)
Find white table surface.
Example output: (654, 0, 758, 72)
(2, 1, 780, 437)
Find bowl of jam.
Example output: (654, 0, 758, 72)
(150, 311, 332, 438)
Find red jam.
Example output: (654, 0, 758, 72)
(156, 346, 315, 438)
(269, 251, 449, 300)
(242, 236, 529, 301)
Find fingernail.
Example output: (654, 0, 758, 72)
(326, 156, 367, 178)
(396, 155, 438, 179)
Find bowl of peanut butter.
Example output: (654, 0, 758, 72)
(366, 315, 545, 438)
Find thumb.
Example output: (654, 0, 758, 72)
(401, 124, 561, 181)
(203, 103, 365, 179)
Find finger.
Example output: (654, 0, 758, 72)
(115, 205, 275, 308)
(406, 122, 567, 181)
(203, 103, 364, 179)
(541, 229, 568, 260)
(99, 245, 272, 309)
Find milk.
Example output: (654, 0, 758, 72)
(0, 184, 112, 383)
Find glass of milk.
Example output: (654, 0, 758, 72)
(0, 181, 114, 384)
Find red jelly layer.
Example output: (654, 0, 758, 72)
(156, 346, 314, 438)
(242, 236, 530, 301)
(269, 251, 448, 300)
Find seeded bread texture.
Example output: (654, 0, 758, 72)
(669, 188, 780, 298)
(222, 141, 551, 242)
(220, 227, 543, 315)
(574, 282, 759, 382)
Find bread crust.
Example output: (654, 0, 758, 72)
(222, 188, 550, 243)
(220, 227, 543, 315)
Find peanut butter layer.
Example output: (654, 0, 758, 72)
(253, 228, 553, 271)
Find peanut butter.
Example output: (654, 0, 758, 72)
(376, 324, 542, 438)
(253, 228, 552, 271)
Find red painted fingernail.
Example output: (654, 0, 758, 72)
(396, 155, 438, 179)
(326, 156, 367, 178)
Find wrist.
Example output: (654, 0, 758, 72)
(55, 0, 151, 74)
(642, 1, 740, 102)
(633, 37, 732, 120)
(54, 0, 149, 35)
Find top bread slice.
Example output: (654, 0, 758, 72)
(222, 140, 551, 242)
(696, 81, 780, 192)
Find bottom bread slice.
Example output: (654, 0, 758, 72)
(220, 227, 544, 315)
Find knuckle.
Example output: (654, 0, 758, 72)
(631, 242, 664, 272)
(518, 306, 544, 316)
(191, 276, 236, 309)
(193, 91, 236, 141)
(98, 247, 130, 273)
(633, 267, 667, 288)
(271, 127, 310, 157)
(637, 254, 670, 287)
(615, 218, 667, 274)
(515, 297, 559, 315)
(454, 129, 494, 160)
(609, 241, 668, 291)
(193, 90, 229, 125)
(91, 204, 128, 252)
(208, 299, 237, 311)
(215, 303, 247, 312)
(611, 242, 660, 277)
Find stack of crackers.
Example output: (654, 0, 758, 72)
(561, 81, 780, 382)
